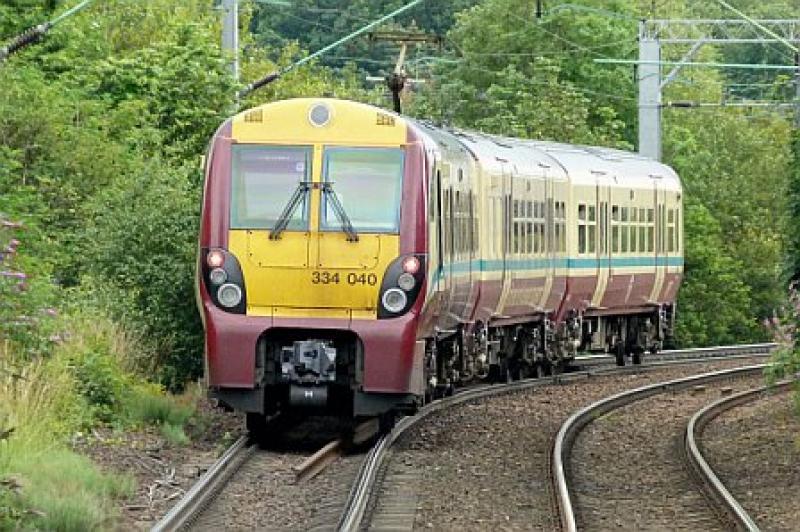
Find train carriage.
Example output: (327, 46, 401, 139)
(196, 98, 683, 428)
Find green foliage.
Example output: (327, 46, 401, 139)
(0, 447, 133, 531)
(406, 0, 633, 147)
(81, 161, 203, 389)
(674, 202, 760, 345)
(249, 0, 480, 72)
(664, 106, 791, 334)
(788, 131, 800, 280)
(123, 384, 194, 430)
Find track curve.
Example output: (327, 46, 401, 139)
(551, 364, 767, 531)
(685, 378, 795, 532)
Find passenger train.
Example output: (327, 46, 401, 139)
(196, 98, 683, 431)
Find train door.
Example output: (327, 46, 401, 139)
(650, 176, 666, 302)
(543, 171, 556, 307)
(430, 163, 445, 296)
(497, 162, 514, 316)
(442, 162, 457, 328)
(591, 172, 612, 307)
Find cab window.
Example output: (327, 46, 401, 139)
(230, 145, 311, 229)
(321, 147, 404, 233)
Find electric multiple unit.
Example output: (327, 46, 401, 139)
(196, 98, 683, 429)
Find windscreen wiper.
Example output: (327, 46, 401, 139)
(269, 181, 310, 240)
(322, 182, 359, 242)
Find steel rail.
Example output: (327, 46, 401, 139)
(574, 342, 776, 367)
(338, 344, 775, 532)
(685, 379, 795, 532)
(551, 364, 768, 532)
(151, 435, 253, 532)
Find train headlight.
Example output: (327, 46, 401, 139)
(381, 288, 407, 313)
(209, 268, 227, 285)
(217, 283, 243, 308)
(397, 272, 416, 291)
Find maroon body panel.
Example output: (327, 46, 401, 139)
(199, 121, 232, 249)
(660, 272, 682, 303)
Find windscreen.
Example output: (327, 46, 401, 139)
(321, 147, 404, 233)
(230, 145, 311, 229)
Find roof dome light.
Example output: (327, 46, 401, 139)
(309, 103, 332, 127)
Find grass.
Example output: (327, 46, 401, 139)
(0, 445, 134, 531)
(0, 350, 133, 531)
(0, 313, 206, 529)
(122, 383, 197, 446)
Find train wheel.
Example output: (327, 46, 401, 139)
(535, 359, 553, 378)
(246, 413, 269, 443)
(614, 344, 626, 367)
(378, 411, 397, 434)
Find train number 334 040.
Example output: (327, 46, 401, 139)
(311, 271, 378, 286)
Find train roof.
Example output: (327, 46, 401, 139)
(409, 120, 682, 192)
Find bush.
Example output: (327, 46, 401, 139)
(80, 161, 203, 390)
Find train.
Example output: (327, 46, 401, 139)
(196, 98, 683, 433)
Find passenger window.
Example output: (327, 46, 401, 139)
(621, 224, 628, 253)
(639, 223, 646, 252)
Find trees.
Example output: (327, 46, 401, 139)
(407, 0, 792, 347)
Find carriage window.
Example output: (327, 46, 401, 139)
(322, 147, 404, 232)
(578, 204, 587, 254)
(555, 201, 567, 252)
(599, 203, 607, 253)
(667, 208, 676, 253)
(231, 145, 311, 229)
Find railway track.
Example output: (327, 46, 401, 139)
(152, 416, 375, 532)
(151, 342, 775, 531)
(685, 378, 795, 532)
(339, 343, 775, 531)
(551, 364, 779, 531)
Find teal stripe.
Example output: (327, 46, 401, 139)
(438, 255, 684, 276)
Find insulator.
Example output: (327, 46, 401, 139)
(0, 23, 50, 61)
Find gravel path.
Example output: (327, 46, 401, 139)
(701, 387, 800, 531)
(366, 358, 766, 531)
(569, 373, 762, 530)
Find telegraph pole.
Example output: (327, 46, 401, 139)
(222, 0, 239, 81)
(633, 19, 800, 160)
(638, 21, 662, 160)
(368, 26, 441, 114)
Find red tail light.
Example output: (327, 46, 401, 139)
(402, 255, 420, 274)
(207, 249, 225, 268)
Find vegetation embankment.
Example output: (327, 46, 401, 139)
(2, 0, 800, 527)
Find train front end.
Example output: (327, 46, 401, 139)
(197, 99, 427, 424)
